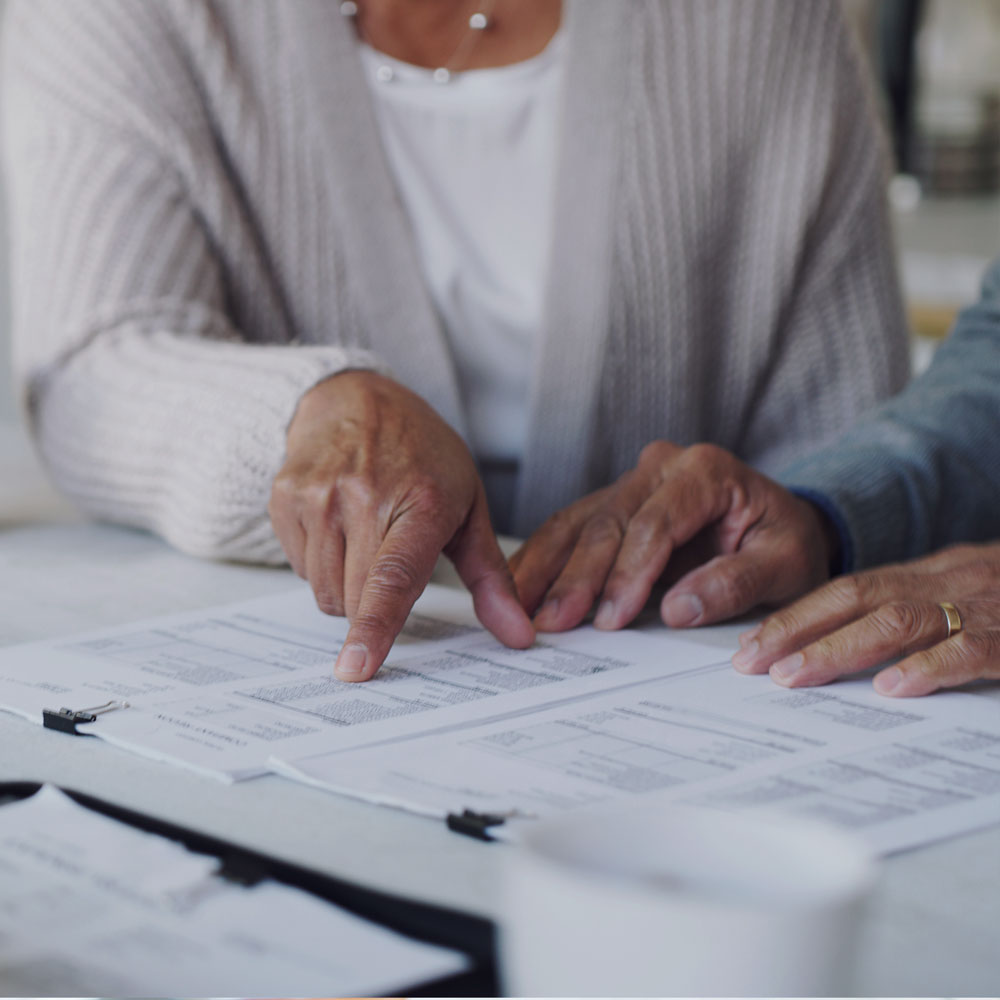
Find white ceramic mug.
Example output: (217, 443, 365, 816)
(500, 800, 876, 996)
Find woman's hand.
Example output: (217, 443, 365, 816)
(510, 441, 836, 633)
(732, 543, 1000, 696)
(269, 371, 533, 682)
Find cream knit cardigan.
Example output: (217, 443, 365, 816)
(4, 0, 909, 562)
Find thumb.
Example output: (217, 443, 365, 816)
(661, 548, 778, 627)
(447, 489, 535, 649)
(662, 493, 834, 628)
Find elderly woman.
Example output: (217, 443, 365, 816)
(5, 0, 908, 680)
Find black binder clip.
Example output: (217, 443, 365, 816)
(446, 808, 508, 841)
(43, 700, 130, 735)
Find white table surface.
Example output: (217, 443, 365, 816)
(1, 418, 998, 997)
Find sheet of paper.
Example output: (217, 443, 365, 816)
(273, 664, 1000, 855)
(0, 584, 727, 780)
(0, 785, 465, 997)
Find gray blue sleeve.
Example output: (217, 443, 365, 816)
(778, 254, 1000, 571)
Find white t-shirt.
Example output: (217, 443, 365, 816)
(359, 33, 566, 469)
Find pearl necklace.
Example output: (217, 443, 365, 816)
(340, 0, 496, 84)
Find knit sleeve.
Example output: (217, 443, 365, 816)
(736, 0, 911, 473)
(780, 257, 1000, 570)
(2, 0, 385, 564)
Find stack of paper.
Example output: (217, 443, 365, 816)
(1, 584, 999, 855)
(0, 584, 725, 780)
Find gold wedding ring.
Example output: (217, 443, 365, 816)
(939, 601, 963, 638)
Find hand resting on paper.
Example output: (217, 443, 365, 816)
(269, 372, 533, 682)
(731, 543, 1000, 696)
(510, 441, 836, 633)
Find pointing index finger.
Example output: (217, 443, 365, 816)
(334, 514, 448, 682)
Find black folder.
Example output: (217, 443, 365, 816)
(0, 781, 498, 996)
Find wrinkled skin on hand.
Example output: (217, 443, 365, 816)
(732, 542, 1000, 696)
(510, 441, 836, 634)
(269, 371, 533, 681)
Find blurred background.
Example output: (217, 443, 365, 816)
(0, 0, 997, 429)
(0, 0, 10, 425)
(845, 0, 1000, 372)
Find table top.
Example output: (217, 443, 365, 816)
(1, 418, 998, 996)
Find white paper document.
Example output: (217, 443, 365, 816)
(0, 785, 465, 997)
(0, 584, 724, 780)
(274, 663, 1000, 855)
(3, 583, 999, 855)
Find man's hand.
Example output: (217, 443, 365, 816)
(510, 441, 836, 633)
(732, 542, 1000, 696)
(269, 371, 533, 681)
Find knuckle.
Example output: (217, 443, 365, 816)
(403, 486, 464, 543)
(980, 630, 1000, 669)
(952, 629, 990, 661)
(368, 552, 424, 600)
(907, 628, 995, 687)
(826, 573, 869, 612)
(626, 505, 667, 550)
(338, 477, 379, 516)
(757, 619, 790, 648)
(269, 470, 298, 508)
(872, 601, 923, 641)
(351, 608, 402, 643)
(714, 562, 760, 611)
(968, 563, 999, 593)
(580, 511, 627, 547)
(405, 480, 452, 518)
(314, 589, 344, 616)
(758, 604, 809, 645)
(683, 442, 726, 472)
(958, 558, 1000, 595)
(294, 479, 337, 520)
(269, 471, 316, 521)
(919, 544, 966, 574)
(809, 632, 839, 660)
(948, 543, 978, 561)
(638, 440, 674, 469)
(350, 611, 389, 640)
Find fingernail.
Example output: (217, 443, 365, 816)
(731, 640, 759, 672)
(663, 593, 703, 627)
(594, 600, 617, 630)
(874, 666, 902, 695)
(335, 643, 369, 679)
(770, 652, 804, 683)
(739, 624, 762, 647)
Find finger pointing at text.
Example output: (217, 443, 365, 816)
(269, 371, 534, 681)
